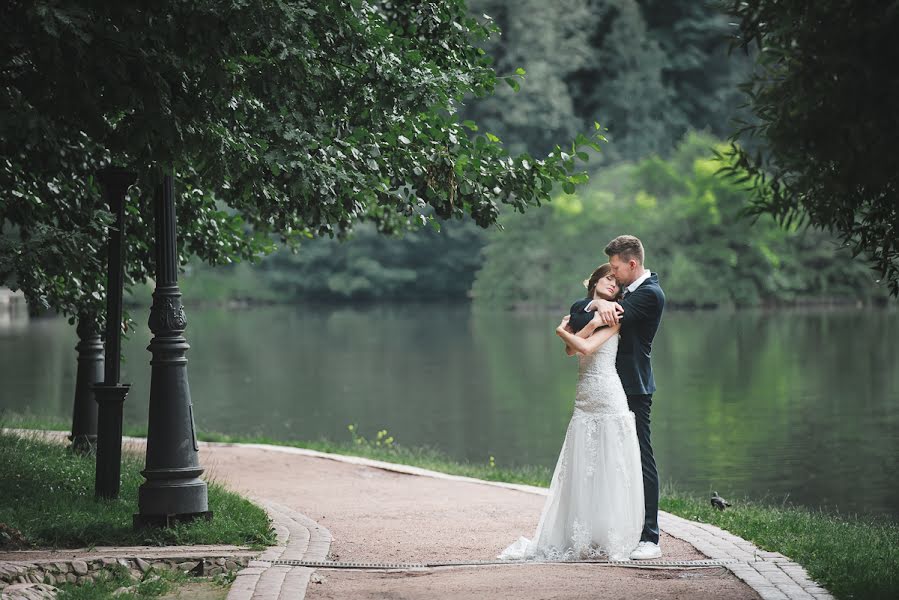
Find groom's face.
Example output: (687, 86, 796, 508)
(608, 254, 638, 286)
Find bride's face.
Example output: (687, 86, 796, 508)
(594, 273, 620, 301)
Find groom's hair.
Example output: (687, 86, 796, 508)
(604, 235, 644, 264)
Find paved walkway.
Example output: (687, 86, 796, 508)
(2, 431, 836, 600)
(197, 441, 835, 600)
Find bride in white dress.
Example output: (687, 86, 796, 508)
(499, 264, 644, 562)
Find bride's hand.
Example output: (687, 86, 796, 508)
(556, 315, 571, 333)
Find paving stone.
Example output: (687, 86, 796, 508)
(802, 585, 830, 595)
(777, 585, 815, 600)
(754, 585, 790, 600)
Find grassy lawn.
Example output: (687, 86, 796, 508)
(660, 490, 898, 600)
(4, 417, 897, 599)
(0, 429, 275, 549)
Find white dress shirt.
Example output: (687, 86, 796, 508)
(624, 268, 652, 297)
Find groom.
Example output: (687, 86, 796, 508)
(589, 235, 666, 560)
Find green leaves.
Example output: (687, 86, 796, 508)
(2, 0, 602, 319)
(473, 132, 888, 308)
(725, 0, 899, 296)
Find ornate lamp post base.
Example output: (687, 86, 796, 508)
(133, 173, 211, 528)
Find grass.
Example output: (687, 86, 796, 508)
(54, 563, 232, 600)
(660, 489, 898, 600)
(4, 415, 898, 599)
(0, 429, 275, 549)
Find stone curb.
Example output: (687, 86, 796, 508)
(226, 499, 332, 600)
(659, 513, 834, 600)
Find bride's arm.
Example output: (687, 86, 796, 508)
(557, 320, 621, 355)
(559, 315, 601, 355)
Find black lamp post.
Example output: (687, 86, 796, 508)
(93, 167, 135, 499)
(69, 314, 103, 455)
(134, 173, 211, 527)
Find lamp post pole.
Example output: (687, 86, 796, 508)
(93, 167, 135, 499)
(134, 172, 211, 527)
(69, 314, 103, 455)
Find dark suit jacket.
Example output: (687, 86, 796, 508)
(568, 297, 594, 333)
(617, 273, 665, 396)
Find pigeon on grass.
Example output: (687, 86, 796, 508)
(711, 491, 731, 511)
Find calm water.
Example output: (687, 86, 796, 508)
(2, 304, 897, 518)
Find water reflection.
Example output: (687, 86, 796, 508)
(0, 304, 896, 518)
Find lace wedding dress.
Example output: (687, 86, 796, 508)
(499, 333, 644, 561)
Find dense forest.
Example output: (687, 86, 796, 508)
(181, 0, 889, 308)
(462, 0, 752, 160)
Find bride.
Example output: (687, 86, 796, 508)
(498, 264, 644, 561)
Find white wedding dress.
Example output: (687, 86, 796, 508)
(499, 333, 644, 561)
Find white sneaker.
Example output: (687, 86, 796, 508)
(629, 541, 662, 560)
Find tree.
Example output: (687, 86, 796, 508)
(261, 217, 486, 302)
(723, 0, 899, 296)
(464, 0, 752, 160)
(472, 133, 887, 308)
(1, 0, 600, 320)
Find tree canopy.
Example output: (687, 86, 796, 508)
(723, 0, 899, 296)
(463, 0, 752, 159)
(1, 0, 599, 320)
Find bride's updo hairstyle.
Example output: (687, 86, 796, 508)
(584, 263, 613, 298)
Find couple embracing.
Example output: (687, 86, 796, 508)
(500, 235, 666, 562)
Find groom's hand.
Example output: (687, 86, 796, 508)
(593, 299, 624, 326)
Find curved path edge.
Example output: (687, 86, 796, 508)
(226, 499, 332, 600)
(221, 441, 835, 600)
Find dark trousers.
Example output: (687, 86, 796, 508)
(627, 393, 660, 544)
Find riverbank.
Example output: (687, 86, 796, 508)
(3, 418, 896, 599)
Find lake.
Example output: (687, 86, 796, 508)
(2, 304, 897, 519)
